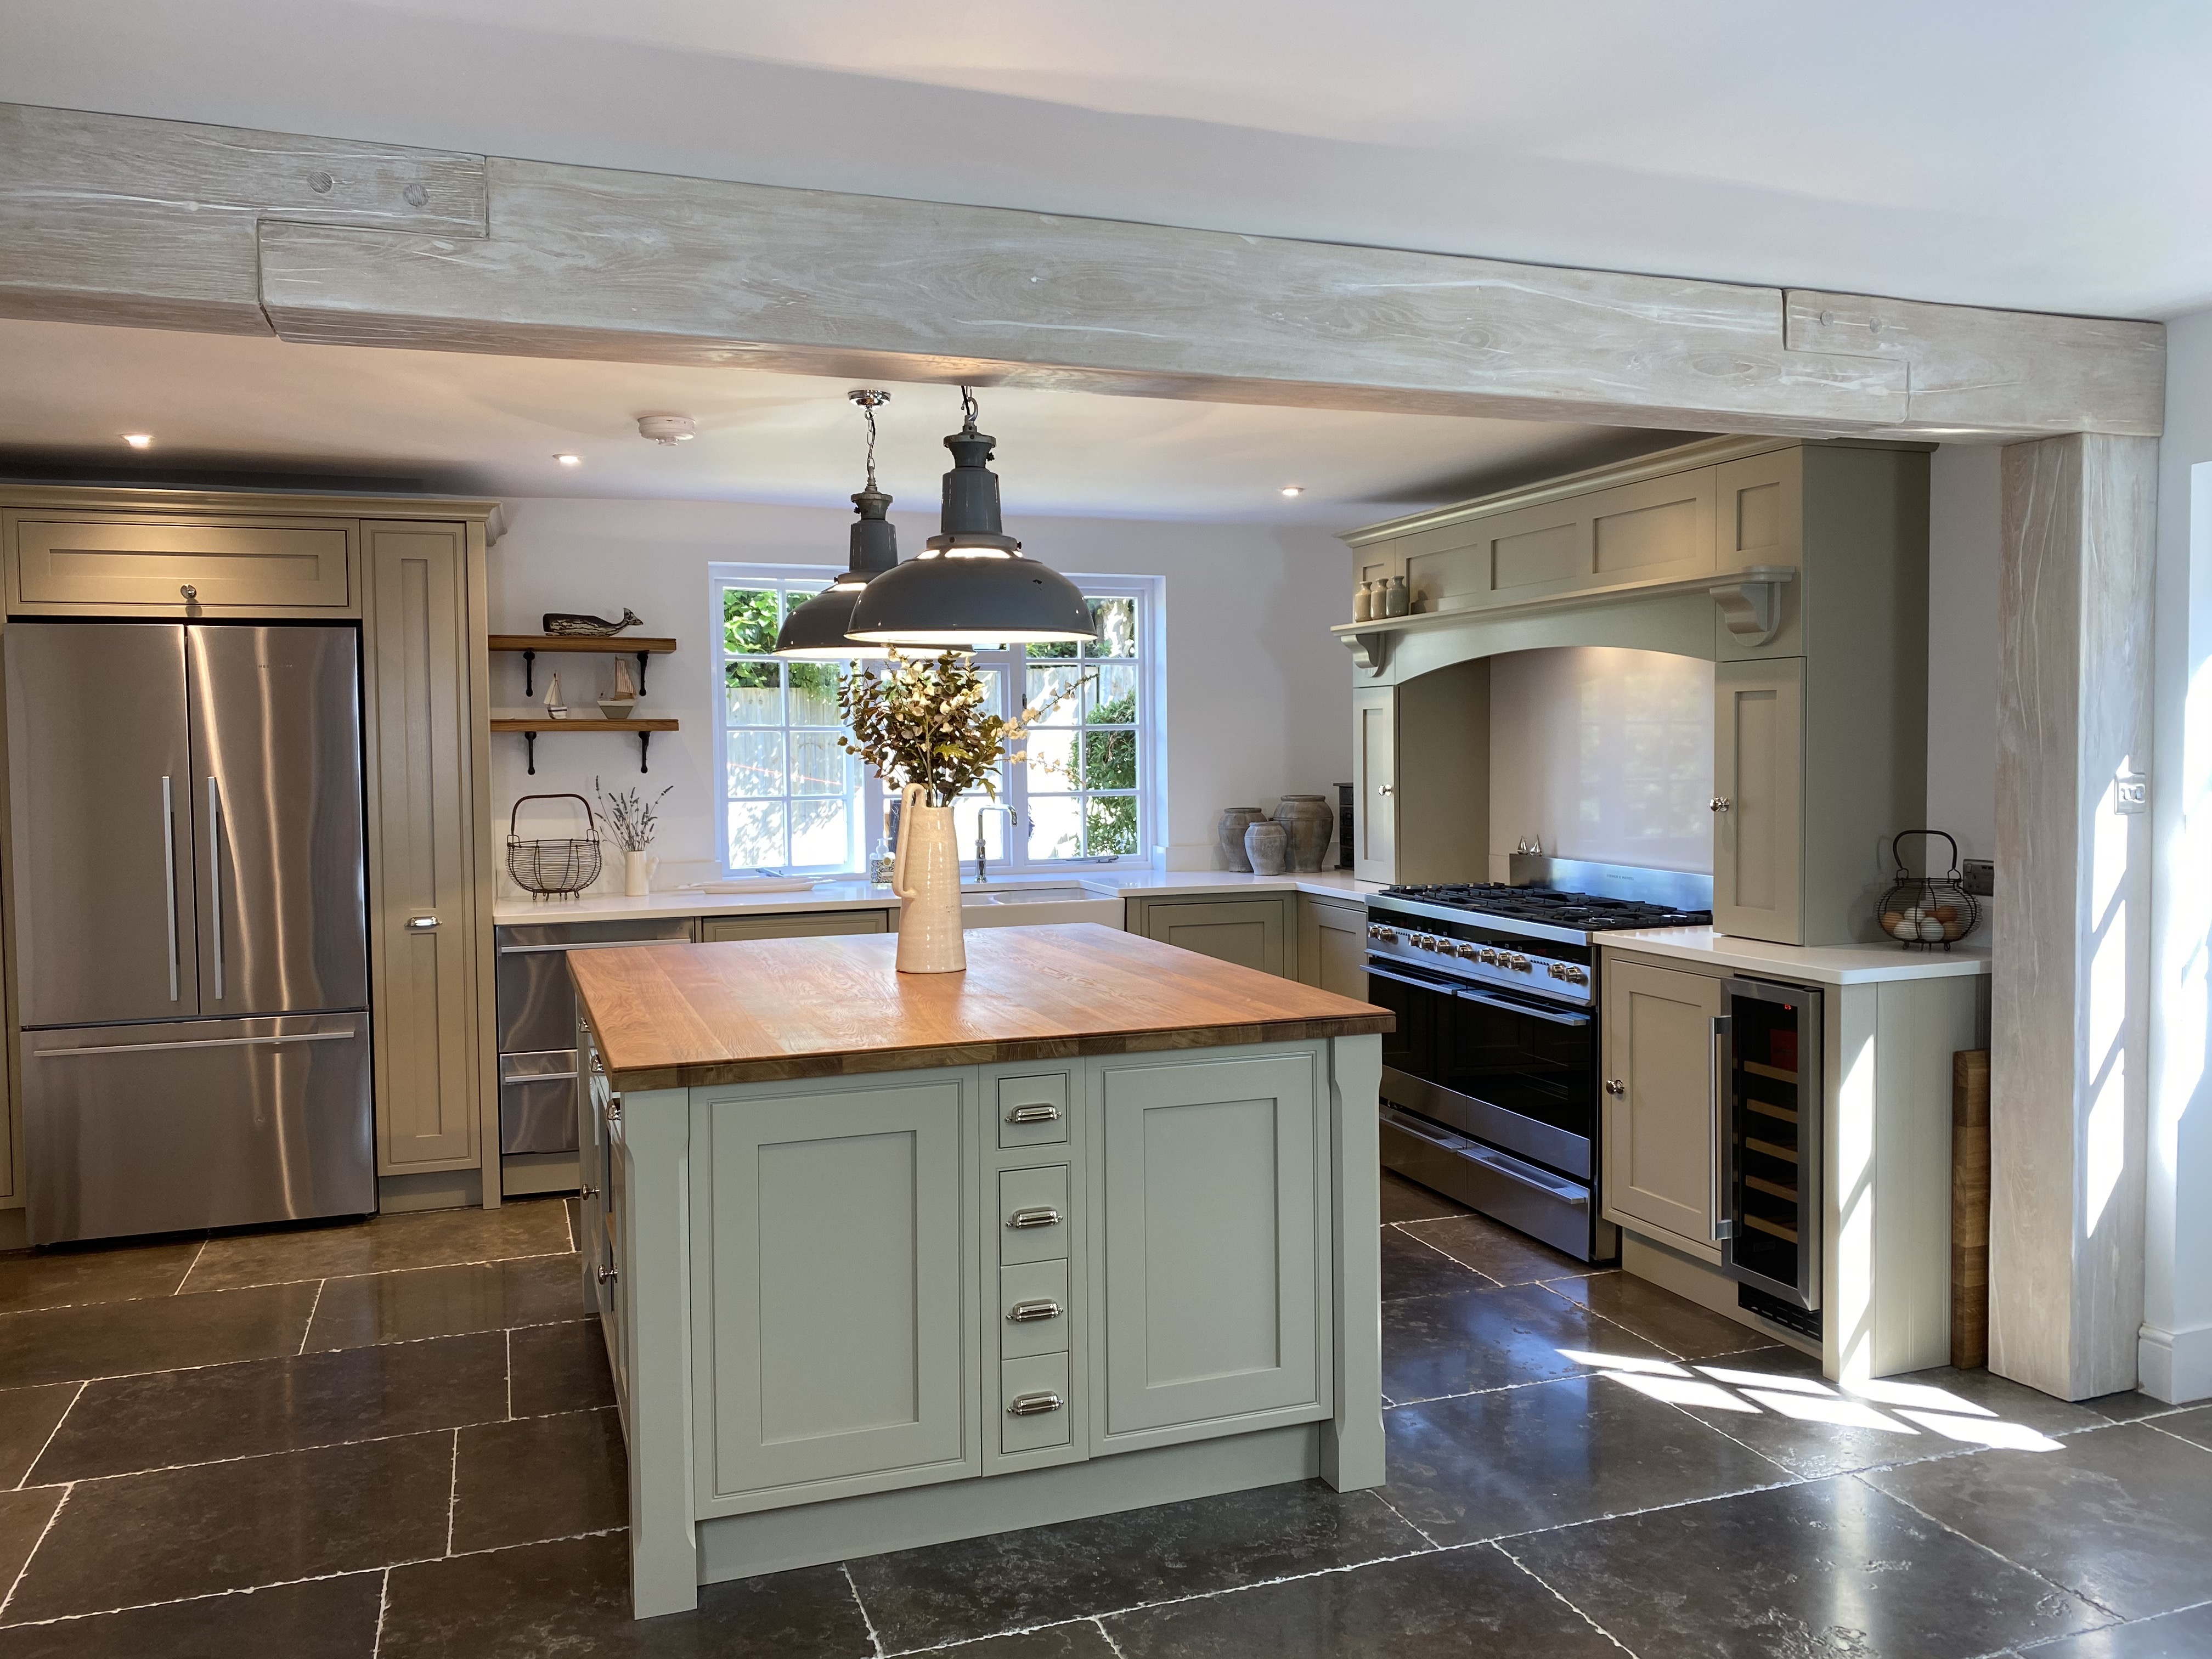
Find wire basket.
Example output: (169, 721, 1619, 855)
(507, 793, 603, 898)
(1877, 830, 1979, 950)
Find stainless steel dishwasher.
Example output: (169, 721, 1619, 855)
(494, 917, 695, 1191)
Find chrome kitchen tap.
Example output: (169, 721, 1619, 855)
(974, 804, 1017, 883)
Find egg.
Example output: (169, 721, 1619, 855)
(1892, 918, 1921, 940)
(1934, 904, 1959, 923)
(1919, 918, 1946, 941)
(1881, 911, 1905, 935)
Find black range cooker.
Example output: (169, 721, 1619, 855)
(1368, 864, 1711, 1262)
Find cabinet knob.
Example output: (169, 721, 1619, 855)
(1005, 1103, 1062, 1125)
(179, 583, 199, 601)
(405, 915, 439, 932)
(1378, 784, 1396, 797)
(1604, 1079, 1625, 1095)
(1007, 1207, 1062, 1230)
(579, 1185, 600, 1200)
(1709, 797, 1733, 813)
(596, 1264, 617, 1284)
(1007, 1391, 1065, 1417)
(1006, 1299, 1063, 1323)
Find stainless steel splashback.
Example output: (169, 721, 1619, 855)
(1506, 854, 1713, 912)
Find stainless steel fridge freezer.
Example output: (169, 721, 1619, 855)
(7, 622, 373, 1244)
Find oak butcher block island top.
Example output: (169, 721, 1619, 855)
(568, 923, 1393, 1618)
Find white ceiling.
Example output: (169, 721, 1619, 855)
(6, 0, 2210, 318)
(0, 320, 1695, 521)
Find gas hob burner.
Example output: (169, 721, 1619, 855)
(1379, 883, 1712, 932)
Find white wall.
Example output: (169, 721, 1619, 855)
(1927, 443, 2002, 865)
(485, 497, 1351, 888)
(2147, 305, 2212, 1402)
(1487, 646, 1713, 878)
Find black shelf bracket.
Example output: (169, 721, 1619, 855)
(522, 730, 538, 775)
(636, 650, 652, 696)
(637, 730, 653, 773)
(521, 648, 537, 698)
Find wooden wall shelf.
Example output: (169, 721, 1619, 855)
(489, 634, 678, 696)
(490, 716, 680, 775)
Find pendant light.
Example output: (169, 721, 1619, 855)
(774, 390, 900, 658)
(844, 387, 1097, 649)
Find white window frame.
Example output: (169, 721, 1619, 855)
(710, 563, 1164, 878)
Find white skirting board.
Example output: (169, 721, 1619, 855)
(696, 1425, 1322, 1585)
(2140, 1322, 2212, 1405)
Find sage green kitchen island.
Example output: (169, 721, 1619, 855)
(568, 922, 1392, 1618)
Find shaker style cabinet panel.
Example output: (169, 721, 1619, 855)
(1602, 960, 1725, 1258)
(362, 522, 484, 1170)
(1712, 658, 1807, 946)
(1352, 687, 1396, 884)
(699, 910, 889, 943)
(697, 1080, 973, 1499)
(1095, 1052, 1326, 1444)
(1297, 898, 1369, 998)
(1133, 898, 1291, 978)
(7, 516, 356, 615)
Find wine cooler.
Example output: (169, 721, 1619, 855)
(1719, 978, 1822, 1329)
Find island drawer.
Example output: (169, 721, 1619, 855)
(1000, 1352, 1072, 1454)
(997, 1073, 1070, 1149)
(999, 1260, 1070, 1359)
(998, 1165, 1070, 1264)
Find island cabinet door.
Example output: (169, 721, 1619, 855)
(696, 1080, 975, 1504)
(1094, 1052, 1328, 1447)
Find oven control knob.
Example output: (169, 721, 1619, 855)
(1509, 955, 1531, 971)
(1548, 961, 1565, 978)
(1479, 948, 1500, 965)
(1605, 1079, 1625, 1095)
(1454, 941, 1476, 958)
(1564, 966, 1588, 984)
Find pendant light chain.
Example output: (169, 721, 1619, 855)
(849, 387, 889, 492)
(958, 384, 980, 433)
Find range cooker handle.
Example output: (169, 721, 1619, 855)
(1452, 986, 1593, 1028)
(1363, 961, 1460, 996)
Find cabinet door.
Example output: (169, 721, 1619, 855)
(1300, 899, 1370, 999)
(699, 1080, 971, 1497)
(362, 522, 483, 1170)
(1141, 898, 1289, 977)
(1602, 961, 1724, 1255)
(700, 910, 889, 942)
(10, 517, 354, 614)
(1353, 686, 1396, 883)
(1098, 1053, 1323, 1440)
(1712, 658, 1805, 945)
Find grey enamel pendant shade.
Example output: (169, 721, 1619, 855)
(844, 395, 1097, 649)
(775, 388, 900, 659)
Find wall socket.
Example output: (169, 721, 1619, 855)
(1962, 859, 1995, 897)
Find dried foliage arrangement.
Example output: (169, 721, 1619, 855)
(595, 776, 674, 851)
(837, 650, 1080, 807)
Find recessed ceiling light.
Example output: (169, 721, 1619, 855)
(122, 433, 153, 448)
(1280, 485, 1304, 497)
(554, 453, 582, 466)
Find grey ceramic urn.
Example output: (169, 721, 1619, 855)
(1243, 819, 1289, 876)
(1273, 794, 1334, 873)
(1216, 807, 1263, 871)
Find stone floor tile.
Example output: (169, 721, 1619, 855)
(935, 1627, 1120, 1659)
(1383, 1370, 1784, 1543)
(1380, 1226, 1495, 1301)
(0, 1282, 320, 1389)
(1543, 1272, 1773, 1360)
(1378, 1171, 1471, 1223)
(450, 1409, 626, 1554)
(0, 1488, 64, 1605)
(1104, 1542, 1622, 1657)
(1864, 1423, 2212, 1621)
(30, 1333, 508, 1483)
(1381, 1280, 1671, 1403)
(2081, 1390, 2196, 1425)
(0, 1387, 78, 1489)
(378, 1533, 873, 1658)
(2147, 1406, 2212, 1451)
(303, 1256, 587, 1352)
(0, 1238, 202, 1314)
(2017, 1600, 2212, 1656)
(1393, 1212, 1594, 1286)
(183, 1200, 573, 1293)
(2, 1432, 453, 1624)
(508, 1321, 616, 1418)
(845, 1481, 1426, 1650)
(0, 1571, 383, 1658)
(1512, 1475, 2110, 1659)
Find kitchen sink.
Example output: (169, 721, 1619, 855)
(955, 882, 1123, 929)
(962, 885, 1094, 905)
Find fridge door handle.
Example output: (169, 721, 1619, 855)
(207, 777, 224, 1001)
(161, 776, 180, 1002)
(35, 1028, 358, 1058)
(1711, 1014, 1734, 1243)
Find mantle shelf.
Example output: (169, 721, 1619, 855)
(490, 716, 680, 776)
(490, 635, 677, 697)
(1330, 565, 1797, 674)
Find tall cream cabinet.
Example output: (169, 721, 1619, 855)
(0, 488, 500, 1226)
(1339, 438, 1928, 944)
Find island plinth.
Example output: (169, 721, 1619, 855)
(569, 923, 1391, 1618)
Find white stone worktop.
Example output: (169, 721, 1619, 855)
(1601, 926, 1992, 986)
(492, 867, 1379, 926)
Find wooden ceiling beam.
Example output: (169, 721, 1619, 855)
(0, 103, 2164, 438)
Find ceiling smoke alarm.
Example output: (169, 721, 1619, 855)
(636, 413, 697, 445)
